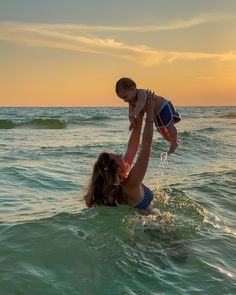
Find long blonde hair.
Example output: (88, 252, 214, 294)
(84, 151, 127, 207)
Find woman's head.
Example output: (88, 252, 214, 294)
(84, 151, 128, 207)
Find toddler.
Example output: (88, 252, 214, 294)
(115, 77, 182, 154)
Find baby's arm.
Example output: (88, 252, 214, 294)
(128, 102, 135, 114)
(128, 103, 137, 131)
(129, 90, 147, 118)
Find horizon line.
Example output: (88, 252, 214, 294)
(0, 105, 235, 108)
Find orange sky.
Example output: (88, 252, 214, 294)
(0, 2, 236, 106)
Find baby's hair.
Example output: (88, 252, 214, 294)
(115, 77, 136, 94)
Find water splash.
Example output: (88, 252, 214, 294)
(155, 152, 171, 193)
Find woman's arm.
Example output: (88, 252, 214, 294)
(126, 91, 155, 188)
(123, 111, 144, 167)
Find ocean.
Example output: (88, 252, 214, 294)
(0, 106, 235, 294)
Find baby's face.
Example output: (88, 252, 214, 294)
(117, 87, 137, 103)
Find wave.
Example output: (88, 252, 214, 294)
(194, 127, 223, 133)
(178, 131, 191, 138)
(0, 115, 121, 129)
(0, 119, 67, 129)
(221, 111, 236, 119)
(70, 115, 113, 122)
(178, 128, 223, 138)
(179, 127, 226, 138)
(40, 142, 124, 155)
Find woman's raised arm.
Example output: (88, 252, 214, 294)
(123, 111, 144, 167)
(125, 91, 155, 188)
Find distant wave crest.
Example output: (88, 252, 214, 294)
(221, 111, 236, 119)
(0, 118, 67, 129)
(69, 114, 118, 124)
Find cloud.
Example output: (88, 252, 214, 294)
(7, 12, 233, 32)
(197, 76, 236, 81)
(0, 20, 236, 66)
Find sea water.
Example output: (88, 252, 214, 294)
(0, 106, 235, 294)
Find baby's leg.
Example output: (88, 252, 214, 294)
(157, 127, 171, 142)
(166, 122, 179, 154)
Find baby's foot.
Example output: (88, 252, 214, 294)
(167, 141, 179, 155)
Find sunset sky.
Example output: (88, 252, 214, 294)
(0, 0, 236, 106)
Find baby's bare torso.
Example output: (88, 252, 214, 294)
(153, 95, 167, 115)
(138, 89, 167, 115)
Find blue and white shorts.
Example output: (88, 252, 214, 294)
(154, 101, 181, 128)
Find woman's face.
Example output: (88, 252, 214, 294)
(109, 153, 129, 181)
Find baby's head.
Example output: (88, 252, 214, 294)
(115, 77, 137, 103)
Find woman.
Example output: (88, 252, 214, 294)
(84, 91, 155, 210)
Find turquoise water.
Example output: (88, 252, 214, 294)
(0, 106, 235, 294)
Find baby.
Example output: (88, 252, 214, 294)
(115, 77, 182, 154)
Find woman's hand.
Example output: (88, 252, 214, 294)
(129, 111, 144, 131)
(145, 90, 155, 120)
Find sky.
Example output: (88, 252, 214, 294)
(0, 0, 236, 106)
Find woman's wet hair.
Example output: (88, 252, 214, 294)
(84, 151, 127, 207)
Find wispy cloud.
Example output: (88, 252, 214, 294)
(197, 76, 236, 81)
(0, 20, 236, 66)
(4, 13, 232, 32)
